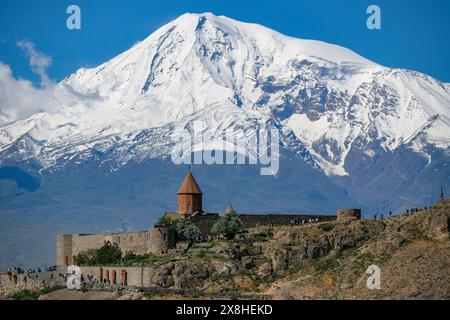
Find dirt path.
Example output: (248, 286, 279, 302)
(38, 289, 119, 300)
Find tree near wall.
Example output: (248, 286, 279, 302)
(96, 241, 122, 264)
(76, 241, 123, 265)
(175, 219, 201, 243)
(212, 214, 242, 240)
(76, 248, 97, 265)
(97, 241, 122, 264)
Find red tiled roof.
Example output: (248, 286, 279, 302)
(178, 171, 202, 194)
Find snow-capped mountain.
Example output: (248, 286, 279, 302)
(1, 13, 448, 176)
(0, 13, 449, 268)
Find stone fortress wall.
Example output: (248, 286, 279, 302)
(191, 214, 337, 236)
(56, 213, 340, 268)
(57, 228, 175, 268)
(239, 214, 336, 227)
(79, 266, 156, 288)
(54, 210, 354, 288)
(56, 172, 360, 269)
(0, 271, 51, 297)
(56, 214, 341, 286)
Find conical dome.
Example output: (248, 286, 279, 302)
(178, 170, 202, 194)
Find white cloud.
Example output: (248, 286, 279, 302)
(16, 40, 53, 88)
(0, 41, 94, 127)
(0, 40, 57, 126)
(0, 41, 102, 128)
(0, 62, 57, 126)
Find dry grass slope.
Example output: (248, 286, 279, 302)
(266, 200, 450, 299)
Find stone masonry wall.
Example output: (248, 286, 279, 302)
(337, 209, 362, 220)
(57, 232, 148, 268)
(148, 228, 176, 254)
(56, 235, 73, 267)
(190, 214, 336, 236)
(80, 266, 172, 288)
(190, 216, 219, 235)
(0, 272, 63, 298)
(80, 266, 145, 287)
(239, 214, 336, 228)
(57, 215, 337, 267)
(57, 229, 174, 268)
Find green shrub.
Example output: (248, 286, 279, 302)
(11, 290, 40, 300)
(175, 219, 201, 242)
(11, 285, 67, 300)
(76, 248, 97, 266)
(76, 244, 172, 267)
(39, 285, 65, 295)
(121, 253, 171, 266)
(76, 241, 122, 266)
(212, 214, 242, 240)
(318, 223, 334, 232)
(123, 251, 137, 261)
(96, 241, 122, 265)
(255, 230, 274, 241)
(313, 256, 339, 272)
(196, 249, 206, 258)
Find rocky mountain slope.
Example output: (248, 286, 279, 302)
(1, 13, 448, 176)
(0, 12, 449, 268)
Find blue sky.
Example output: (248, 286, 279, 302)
(1, 0, 449, 85)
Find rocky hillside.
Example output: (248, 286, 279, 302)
(4, 199, 450, 300)
(146, 199, 449, 299)
(262, 200, 450, 299)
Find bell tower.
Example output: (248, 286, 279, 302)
(177, 169, 203, 218)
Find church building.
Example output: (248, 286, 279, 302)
(163, 170, 340, 234)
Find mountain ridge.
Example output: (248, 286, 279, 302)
(0, 13, 448, 176)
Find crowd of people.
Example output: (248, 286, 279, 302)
(373, 206, 429, 221)
(290, 218, 320, 226)
(6, 265, 58, 276)
(254, 218, 321, 228)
